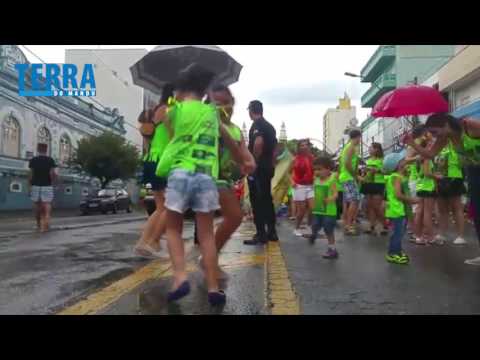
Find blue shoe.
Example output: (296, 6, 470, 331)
(208, 290, 226, 306)
(167, 281, 191, 302)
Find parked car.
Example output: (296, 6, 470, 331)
(80, 188, 132, 215)
(139, 184, 156, 216)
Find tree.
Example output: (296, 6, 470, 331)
(73, 131, 140, 189)
(286, 139, 330, 158)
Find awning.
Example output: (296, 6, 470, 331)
(452, 100, 480, 119)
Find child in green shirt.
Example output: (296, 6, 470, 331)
(309, 157, 339, 259)
(383, 151, 419, 265)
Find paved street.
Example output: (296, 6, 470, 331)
(0, 212, 479, 315)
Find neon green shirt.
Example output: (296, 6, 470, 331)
(217, 122, 242, 187)
(312, 175, 337, 217)
(385, 173, 406, 219)
(366, 158, 385, 184)
(416, 160, 435, 193)
(339, 141, 359, 184)
(458, 133, 480, 168)
(156, 100, 219, 178)
(145, 123, 169, 163)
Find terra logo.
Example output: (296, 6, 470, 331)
(15, 63, 96, 97)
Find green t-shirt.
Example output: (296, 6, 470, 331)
(416, 160, 435, 192)
(385, 173, 406, 219)
(366, 158, 385, 184)
(331, 172, 343, 192)
(339, 141, 359, 184)
(145, 123, 170, 163)
(156, 100, 220, 179)
(312, 175, 337, 216)
(217, 122, 242, 187)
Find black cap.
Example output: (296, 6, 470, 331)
(247, 100, 263, 114)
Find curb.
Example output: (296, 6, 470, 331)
(0, 216, 147, 239)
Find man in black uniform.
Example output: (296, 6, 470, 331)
(244, 100, 279, 245)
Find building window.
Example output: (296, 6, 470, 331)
(59, 134, 72, 165)
(1, 115, 21, 158)
(37, 126, 52, 156)
(10, 181, 22, 193)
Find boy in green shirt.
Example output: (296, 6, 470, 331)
(383, 151, 419, 265)
(309, 157, 339, 259)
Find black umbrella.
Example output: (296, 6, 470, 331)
(130, 45, 243, 95)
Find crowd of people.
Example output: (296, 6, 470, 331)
(133, 62, 480, 307)
(287, 116, 480, 266)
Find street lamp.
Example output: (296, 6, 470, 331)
(344, 72, 382, 90)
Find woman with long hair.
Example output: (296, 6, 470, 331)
(405, 113, 480, 265)
(134, 83, 175, 257)
(197, 84, 255, 279)
(363, 143, 387, 235)
(291, 139, 315, 237)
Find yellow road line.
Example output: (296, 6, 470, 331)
(58, 252, 264, 315)
(265, 242, 300, 315)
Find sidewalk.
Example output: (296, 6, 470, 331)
(0, 210, 146, 238)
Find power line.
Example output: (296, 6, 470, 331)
(20, 45, 139, 131)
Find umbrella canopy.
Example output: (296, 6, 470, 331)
(130, 45, 243, 95)
(372, 85, 449, 118)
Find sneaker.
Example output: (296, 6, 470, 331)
(415, 238, 426, 245)
(435, 234, 447, 242)
(322, 248, 339, 259)
(386, 253, 409, 265)
(244, 234, 267, 245)
(453, 237, 467, 245)
(293, 229, 303, 237)
(465, 256, 480, 266)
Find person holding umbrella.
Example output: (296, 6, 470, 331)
(155, 64, 245, 305)
(404, 114, 480, 266)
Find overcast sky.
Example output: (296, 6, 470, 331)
(23, 45, 378, 146)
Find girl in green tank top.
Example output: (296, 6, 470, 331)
(364, 143, 387, 235)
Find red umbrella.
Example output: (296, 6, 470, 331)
(372, 85, 449, 118)
(371, 90, 394, 117)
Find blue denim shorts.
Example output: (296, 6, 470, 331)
(165, 169, 220, 214)
(312, 215, 337, 235)
(342, 180, 361, 203)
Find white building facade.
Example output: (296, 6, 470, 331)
(323, 93, 356, 155)
(65, 48, 148, 152)
(0, 45, 127, 211)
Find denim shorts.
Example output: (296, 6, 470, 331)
(312, 215, 337, 235)
(342, 180, 361, 203)
(165, 169, 220, 214)
(31, 186, 54, 203)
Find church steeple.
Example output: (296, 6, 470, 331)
(280, 121, 287, 143)
(242, 122, 248, 145)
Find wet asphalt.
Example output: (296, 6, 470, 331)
(277, 218, 480, 315)
(1, 211, 479, 315)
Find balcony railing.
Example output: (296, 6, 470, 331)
(361, 45, 396, 82)
(361, 73, 396, 108)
